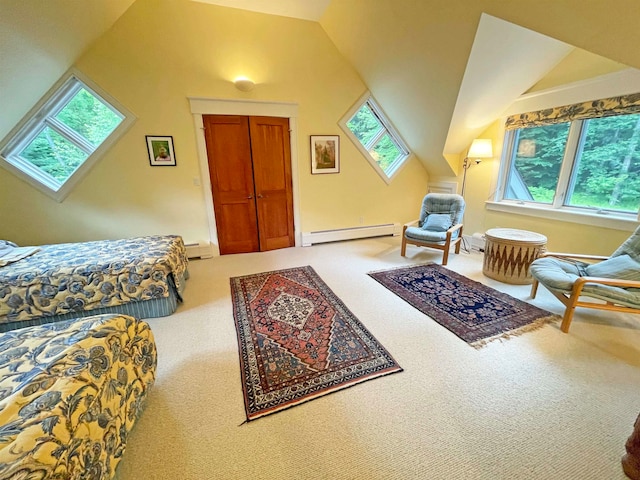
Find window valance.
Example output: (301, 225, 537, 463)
(505, 92, 640, 130)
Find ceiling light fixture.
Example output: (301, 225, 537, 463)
(234, 77, 255, 92)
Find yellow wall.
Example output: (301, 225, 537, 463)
(526, 48, 628, 94)
(0, 0, 428, 247)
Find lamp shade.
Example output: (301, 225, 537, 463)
(468, 139, 493, 159)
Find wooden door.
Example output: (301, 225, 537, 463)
(249, 116, 295, 251)
(203, 115, 294, 254)
(203, 115, 259, 254)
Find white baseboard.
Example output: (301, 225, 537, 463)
(185, 241, 214, 259)
(301, 223, 400, 247)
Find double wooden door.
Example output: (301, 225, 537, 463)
(203, 115, 294, 255)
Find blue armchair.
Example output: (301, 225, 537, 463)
(530, 226, 640, 333)
(400, 193, 465, 265)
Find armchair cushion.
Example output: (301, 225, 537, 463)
(585, 254, 640, 280)
(611, 225, 640, 262)
(530, 255, 640, 309)
(529, 257, 582, 291)
(405, 226, 448, 243)
(582, 284, 640, 309)
(422, 213, 452, 232)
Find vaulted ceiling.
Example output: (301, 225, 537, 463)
(1, 0, 637, 177)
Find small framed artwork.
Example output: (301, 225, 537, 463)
(310, 135, 340, 174)
(146, 135, 177, 166)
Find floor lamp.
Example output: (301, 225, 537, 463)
(461, 138, 493, 197)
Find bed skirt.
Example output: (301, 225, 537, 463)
(0, 270, 188, 333)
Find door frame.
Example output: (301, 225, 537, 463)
(189, 97, 301, 255)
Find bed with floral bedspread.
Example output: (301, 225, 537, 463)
(0, 313, 156, 479)
(0, 235, 189, 332)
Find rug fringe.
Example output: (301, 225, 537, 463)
(470, 315, 558, 349)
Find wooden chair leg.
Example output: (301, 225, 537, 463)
(442, 244, 450, 265)
(560, 303, 577, 333)
(561, 282, 587, 333)
(530, 279, 539, 298)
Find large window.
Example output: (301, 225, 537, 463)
(500, 110, 640, 217)
(340, 93, 410, 183)
(0, 70, 133, 201)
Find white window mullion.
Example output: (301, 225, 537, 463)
(497, 129, 517, 201)
(45, 117, 95, 154)
(554, 120, 584, 208)
(364, 127, 386, 151)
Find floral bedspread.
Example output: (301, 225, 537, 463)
(0, 313, 156, 479)
(0, 235, 188, 323)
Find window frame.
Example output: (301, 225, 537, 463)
(495, 115, 640, 226)
(339, 91, 411, 184)
(0, 68, 135, 202)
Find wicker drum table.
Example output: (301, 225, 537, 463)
(482, 228, 547, 285)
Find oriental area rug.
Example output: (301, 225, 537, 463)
(230, 266, 402, 421)
(368, 264, 559, 348)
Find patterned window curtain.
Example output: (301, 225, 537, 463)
(505, 92, 640, 130)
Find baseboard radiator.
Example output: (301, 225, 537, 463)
(184, 241, 214, 259)
(301, 223, 401, 247)
(463, 232, 486, 252)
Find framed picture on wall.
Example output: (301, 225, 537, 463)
(310, 135, 340, 174)
(146, 135, 177, 166)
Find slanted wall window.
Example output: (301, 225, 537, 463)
(498, 93, 640, 218)
(0, 69, 134, 201)
(340, 93, 410, 183)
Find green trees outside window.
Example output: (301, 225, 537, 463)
(342, 95, 410, 182)
(504, 113, 640, 214)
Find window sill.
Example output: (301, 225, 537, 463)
(485, 201, 638, 232)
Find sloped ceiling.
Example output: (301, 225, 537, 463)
(2, 0, 639, 178)
(0, 0, 135, 139)
(444, 14, 573, 157)
(192, 0, 330, 21)
(320, 0, 640, 177)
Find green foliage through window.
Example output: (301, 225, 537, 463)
(342, 95, 410, 182)
(502, 113, 640, 214)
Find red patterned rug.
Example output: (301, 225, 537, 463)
(368, 264, 559, 348)
(230, 266, 402, 421)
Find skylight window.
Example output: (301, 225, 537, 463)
(0, 69, 134, 201)
(340, 93, 410, 183)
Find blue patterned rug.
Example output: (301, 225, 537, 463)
(368, 264, 558, 348)
(231, 266, 402, 421)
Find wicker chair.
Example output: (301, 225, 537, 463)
(530, 225, 640, 333)
(400, 193, 465, 266)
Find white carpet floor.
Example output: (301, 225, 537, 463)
(115, 237, 640, 480)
